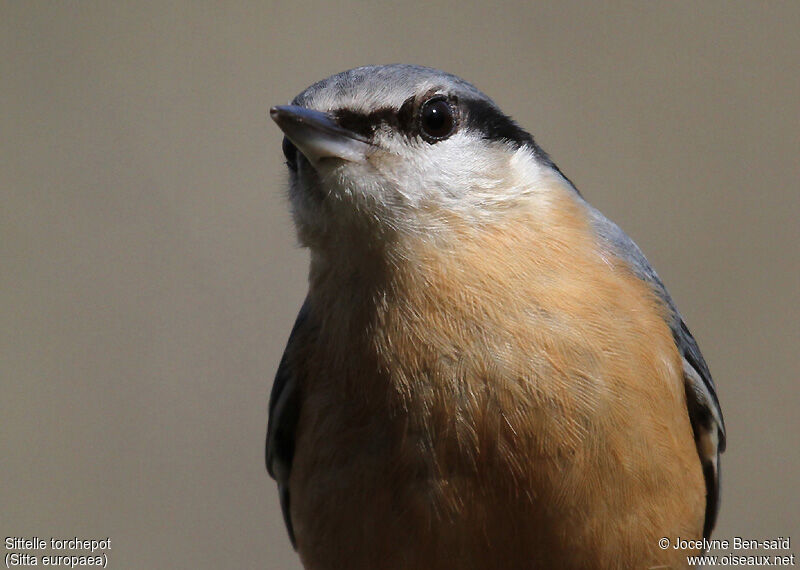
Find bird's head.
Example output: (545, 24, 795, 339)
(271, 65, 573, 253)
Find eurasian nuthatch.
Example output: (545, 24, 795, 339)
(266, 65, 725, 570)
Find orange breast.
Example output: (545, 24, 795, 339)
(289, 186, 705, 570)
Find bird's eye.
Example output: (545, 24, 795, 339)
(282, 137, 298, 171)
(419, 97, 455, 142)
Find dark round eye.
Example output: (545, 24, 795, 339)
(419, 98, 455, 141)
(282, 136, 298, 171)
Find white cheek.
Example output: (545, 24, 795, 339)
(374, 133, 551, 212)
(295, 132, 560, 238)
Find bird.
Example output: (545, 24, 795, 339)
(266, 64, 725, 570)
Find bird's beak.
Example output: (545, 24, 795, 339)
(270, 105, 372, 168)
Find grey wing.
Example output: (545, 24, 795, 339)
(266, 301, 310, 548)
(585, 202, 727, 538)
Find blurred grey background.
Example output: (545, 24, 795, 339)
(2, 2, 798, 568)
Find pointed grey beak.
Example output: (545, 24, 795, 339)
(270, 105, 372, 168)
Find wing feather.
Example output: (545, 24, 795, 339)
(266, 301, 310, 548)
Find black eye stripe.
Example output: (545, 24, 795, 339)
(330, 96, 417, 139)
(327, 96, 539, 149)
(397, 96, 416, 130)
(460, 98, 534, 148)
(333, 107, 402, 139)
